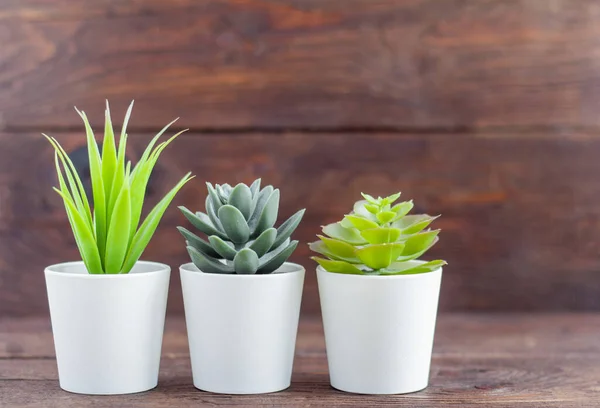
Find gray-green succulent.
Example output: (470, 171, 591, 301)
(178, 179, 305, 274)
(310, 192, 446, 275)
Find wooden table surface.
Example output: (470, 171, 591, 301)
(1, 314, 599, 407)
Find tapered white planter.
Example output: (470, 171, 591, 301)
(45, 261, 171, 395)
(317, 262, 442, 394)
(180, 262, 304, 394)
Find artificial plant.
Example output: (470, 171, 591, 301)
(178, 179, 304, 274)
(45, 101, 193, 274)
(310, 192, 446, 275)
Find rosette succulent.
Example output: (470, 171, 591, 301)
(178, 179, 305, 274)
(310, 192, 446, 275)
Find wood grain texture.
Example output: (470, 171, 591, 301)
(1, 314, 600, 406)
(1, 130, 600, 316)
(2, 0, 600, 129)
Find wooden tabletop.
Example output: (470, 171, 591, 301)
(1, 314, 599, 407)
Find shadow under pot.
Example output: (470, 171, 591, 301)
(180, 262, 305, 394)
(317, 261, 443, 395)
(45, 261, 171, 395)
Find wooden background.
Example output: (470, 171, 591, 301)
(2, 0, 600, 317)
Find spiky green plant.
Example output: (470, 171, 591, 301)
(310, 192, 446, 275)
(178, 179, 305, 274)
(45, 101, 194, 274)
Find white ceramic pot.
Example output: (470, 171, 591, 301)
(317, 262, 443, 394)
(180, 262, 305, 394)
(45, 261, 171, 395)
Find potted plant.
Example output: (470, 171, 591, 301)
(44, 101, 193, 395)
(310, 192, 446, 395)
(178, 179, 305, 394)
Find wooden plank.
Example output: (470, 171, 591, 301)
(1, 315, 600, 406)
(3, 130, 600, 316)
(2, 0, 600, 129)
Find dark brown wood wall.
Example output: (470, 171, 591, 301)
(2, 0, 600, 316)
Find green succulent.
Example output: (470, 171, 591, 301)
(178, 179, 305, 274)
(310, 192, 446, 275)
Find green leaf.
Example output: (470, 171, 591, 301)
(394, 214, 440, 235)
(251, 188, 280, 236)
(104, 179, 131, 274)
(205, 194, 224, 232)
(179, 206, 227, 239)
(248, 227, 277, 257)
(376, 211, 396, 224)
(318, 235, 357, 259)
(249, 178, 261, 197)
(177, 226, 220, 258)
(355, 243, 405, 270)
(228, 183, 253, 219)
(208, 235, 238, 260)
(391, 201, 414, 220)
(247, 185, 273, 230)
(344, 214, 379, 231)
(383, 192, 401, 205)
(322, 222, 367, 245)
(108, 130, 127, 229)
(53, 188, 103, 274)
(187, 245, 234, 274)
(233, 248, 259, 274)
(206, 182, 223, 212)
(364, 204, 379, 214)
(312, 257, 363, 275)
(257, 240, 298, 274)
(120, 173, 193, 273)
(102, 101, 117, 206)
(402, 230, 440, 256)
(131, 116, 179, 179)
(360, 227, 401, 244)
(218, 205, 250, 244)
(272, 209, 305, 249)
(353, 200, 377, 221)
(308, 241, 361, 263)
(77, 109, 107, 268)
(380, 260, 447, 275)
(361, 193, 378, 205)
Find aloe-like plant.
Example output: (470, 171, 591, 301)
(45, 101, 194, 274)
(178, 179, 305, 274)
(310, 192, 446, 275)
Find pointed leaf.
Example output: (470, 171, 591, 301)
(391, 201, 414, 219)
(187, 246, 234, 274)
(208, 235, 238, 260)
(257, 240, 298, 274)
(376, 211, 396, 224)
(120, 173, 193, 273)
(364, 204, 379, 214)
(249, 178, 261, 197)
(322, 222, 367, 245)
(177, 226, 220, 258)
(228, 183, 253, 219)
(344, 214, 378, 231)
(383, 192, 401, 205)
(355, 243, 405, 270)
(179, 206, 227, 239)
(361, 193, 378, 205)
(318, 235, 357, 259)
(218, 205, 250, 244)
(308, 241, 361, 264)
(206, 182, 223, 212)
(102, 101, 117, 203)
(353, 200, 377, 221)
(360, 227, 401, 244)
(205, 194, 224, 232)
(402, 230, 440, 256)
(312, 257, 363, 275)
(248, 227, 277, 257)
(233, 248, 259, 274)
(247, 185, 273, 230)
(272, 208, 305, 248)
(394, 214, 440, 235)
(104, 181, 131, 274)
(252, 189, 280, 236)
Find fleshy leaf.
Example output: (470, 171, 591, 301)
(383, 192, 401, 205)
(251, 188, 280, 236)
(380, 260, 447, 275)
(257, 240, 298, 274)
(233, 248, 259, 274)
(208, 235, 238, 260)
(344, 214, 379, 231)
(361, 193, 378, 205)
(187, 246, 234, 274)
(272, 209, 305, 248)
(391, 201, 414, 219)
(360, 227, 401, 244)
(248, 227, 277, 257)
(364, 204, 379, 214)
(355, 243, 405, 270)
(322, 222, 367, 245)
(206, 182, 223, 212)
(177, 226, 220, 258)
(179, 206, 227, 239)
(247, 185, 273, 231)
(218, 205, 250, 244)
(376, 211, 396, 224)
(402, 230, 440, 256)
(353, 200, 377, 221)
(394, 214, 440, 235)
(312, 257, 363, 275)
(308, 241, 361, 263)
(318, 235, 357, 259)
(205, 195, 224, 232)
(228, 183, 253, 219)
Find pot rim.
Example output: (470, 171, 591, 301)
(316, 261, 442, 280)
(45, 260, 170, 279)
(180, 261, 305, 279)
